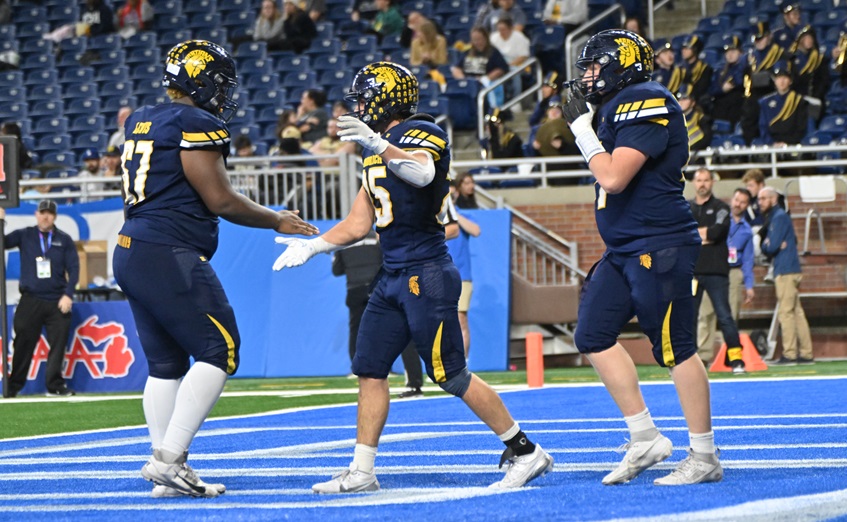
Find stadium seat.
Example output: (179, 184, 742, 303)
(802, 131, 835, 145)
(41, 151, 77, 167)
(256, 106, 283, 125)
(532, 25, 566, 73)
(134, 79, 163, 97)
(72, 134, 110, 154)
(315, 21, 335, 40)
(101, 82, 133, 98)
(64, 83, 99, 101)
(219, 0, 251, 13)
(125, 31, 158, 50)
(103, 96, 137, 117)
(418, 81, 442, 100)
(61, 67, 96, 85)
(15, 22, 49, 40)
(223, 11, 256, 30)
(231, 124, 261, 144)
(131, 63, 160, 81)
(154, 0, 183, 16)
(184, 0, 217, 14)
(436, 0, 470, 17)
(45, 168, 79, 179)
(194, 27, 228, 43)
(18, 54, 56, 74)
(312, 54, 347, 73)
(819, 115, 847, 134)
(32, 117, 69, 138)
(281, 71, 317, 90)
(443, 79, 479, 130)
(140, 94, 169, 107)
(276, 55, 311, 75)
(419, 97, 450, 118)
(0, 86, 25, 103)
(126, 48, 161, 66)
(345, 35, 378, 54)
(0, 24, 15, 41)
(159, 29, 193, 51)
(245, 74, 280, 92)
(251, 89, 288, 109)
(306, 38, 343, 56)
(59, 37, 87, 56)
(36, 135, 72, 154)
(29, 101, 65, 118)
(28, 85, 62, 102)
(230, 107, 256, 128)
(236, 42, 268, 60)
(66, 98, 102, 117)
(0, 70, 23, 88)
(401, 0, 433, 17)
(0, 102, 27, 120)
(48, 4, 78, 24)
(70, 115, 106, 134)
(320, 70, 353, 91)
(155, 15, 190, 33)
(19, 38, 53, 57)
(188, 13, 222, 31)
(88, 50, 126, 67)
(347, 52, 380, 71)
(14, 6, 47, 25)
(87, 34, 121, 51)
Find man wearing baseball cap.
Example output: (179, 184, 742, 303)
(757, 62, 808, 146)
(773, 4, 803, 50)
(0, 201, 80, 397)
(680, 34, 713, 104)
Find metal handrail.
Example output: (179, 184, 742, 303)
(564, 4, 626, 77)
(475, 57, 543, 141)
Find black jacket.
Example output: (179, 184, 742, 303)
(331, 232, 382, 290)
(5, 226, 79, 300)
(690, 195, 731, 276)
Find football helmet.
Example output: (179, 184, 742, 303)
(571, 29, 654, 104)
(163, 40, 239, 123)
(344, 61, 418, 133)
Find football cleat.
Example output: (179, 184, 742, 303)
(489, 444, 554, 489)
(602, 434, 673, 485)
(654, 448, 723, 485)
(141, 449, 224, 498)
(312, 465, 380, 494)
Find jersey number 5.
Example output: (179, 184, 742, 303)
(366, 165, 394, 227)
(121, 139, 153, 205)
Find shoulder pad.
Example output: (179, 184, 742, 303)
(386, 119, 448, 160)
(179, 106, 231, 149)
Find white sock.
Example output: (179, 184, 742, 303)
(159, 362, 228, 457)
(143, 376, 181, 450)
(497, 422, 521, 442)
(352, 443, 378, 474)
(624, 409, 659, 442)
(689, 431, 716, 455)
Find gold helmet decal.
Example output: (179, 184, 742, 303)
(371, 64, 398, 94)
(616, 37, 641, 68)
(183, 49, 215, 78)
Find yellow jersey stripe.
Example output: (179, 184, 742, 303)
(630, 100, 643, 111)
(641, 98, 666, 109)
(182, 130, 229, 142)
(649, 117, 669, 126)
(424, 134, 447, 149)
(431, 321, 446, 382)
(661, 302, 676, 367)
(207, 314, 237, 374)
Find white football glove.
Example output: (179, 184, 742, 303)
(272, 236, 338, 271)
(337, 115, 389, 153)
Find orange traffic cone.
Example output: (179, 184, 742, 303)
(709, 333, 769, 372)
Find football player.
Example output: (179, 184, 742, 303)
(113, 40, 318, 498)
(562, 29, 723, 485)
(273, 61, 553, 493)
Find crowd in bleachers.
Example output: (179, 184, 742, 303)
(3, 0, 847, 200)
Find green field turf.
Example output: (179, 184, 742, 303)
(2, 361, 846, 440)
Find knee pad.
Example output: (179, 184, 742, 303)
(438, 367, 472, 397)
(147, 359, 190, 380)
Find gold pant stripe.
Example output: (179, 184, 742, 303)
(661, 302, 676, 367)
(431, 321, 446, 383)
(206, 314, 237, 374)
(117, 234, 131, 248)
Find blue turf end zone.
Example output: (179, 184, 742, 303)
(0, 377, 846, 521)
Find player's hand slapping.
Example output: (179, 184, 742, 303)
(272, 236, 338, 271)
(337, 115, 389, 154)
(274, 210, 320, 236)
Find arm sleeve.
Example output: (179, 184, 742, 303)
(741, 230, 755, 289)
(706, 206, 730, 243)
(5, 229, 21, 249)
(761, 214, 788, 255)
(64, 239, 80, 296)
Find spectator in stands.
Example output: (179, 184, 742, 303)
(271, 125, 307, 157)
(543, 0, 588, 35)
(271, 0, 317, 54)
(483, 0, 527, 34)
(697, 187, 756, 362)
(309, 118, 358, 167)
(453, 171, 480, 209)
(830, 20, 847, 87)
(741, 22, 784, 145)
(757, 64, 808, 146)
(451, 26, 509, 109)
(773, 3, 803, 50)
(401, 11, 443, 49)
(101, 145, 122, 191)
(791, 25, 829, 119)
(483, 108, 523, 160)
(80, 0, 116, 37)
(759, 186, 814, 365)
(709, 35, 746, 128)
(410, 20, 448, 67)
(296, 88, 329, 148)
(350, 0, 378, 23)
(331, 101, 350, 119)
(741, 168, 786, 228)
(107, 105, 133, 150)
(529, 70, 563, 126)
(622, 16, 649, 43)
(116, 0, 153, 38)
(532, 100, 579, 180)
(300, 0, 326, 22)
(675, 83, 711, 152)
(80, 148, 100, 177)
(474, 0, 499, 32)
(1, 122, 33, 170)
(254, 0, 286, 45)
(275, 108, 299, 142)
(490, 16, 531, 99)
(366, 0, 404, 44)
(0, 0, 9, 24)
(652, 40, 685, 94)
(679, 34, 713, 105)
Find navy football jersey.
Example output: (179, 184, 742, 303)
(362, 114, 452, 270)
(119, 103, 230, 258)
(594, 81, 700, 255)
